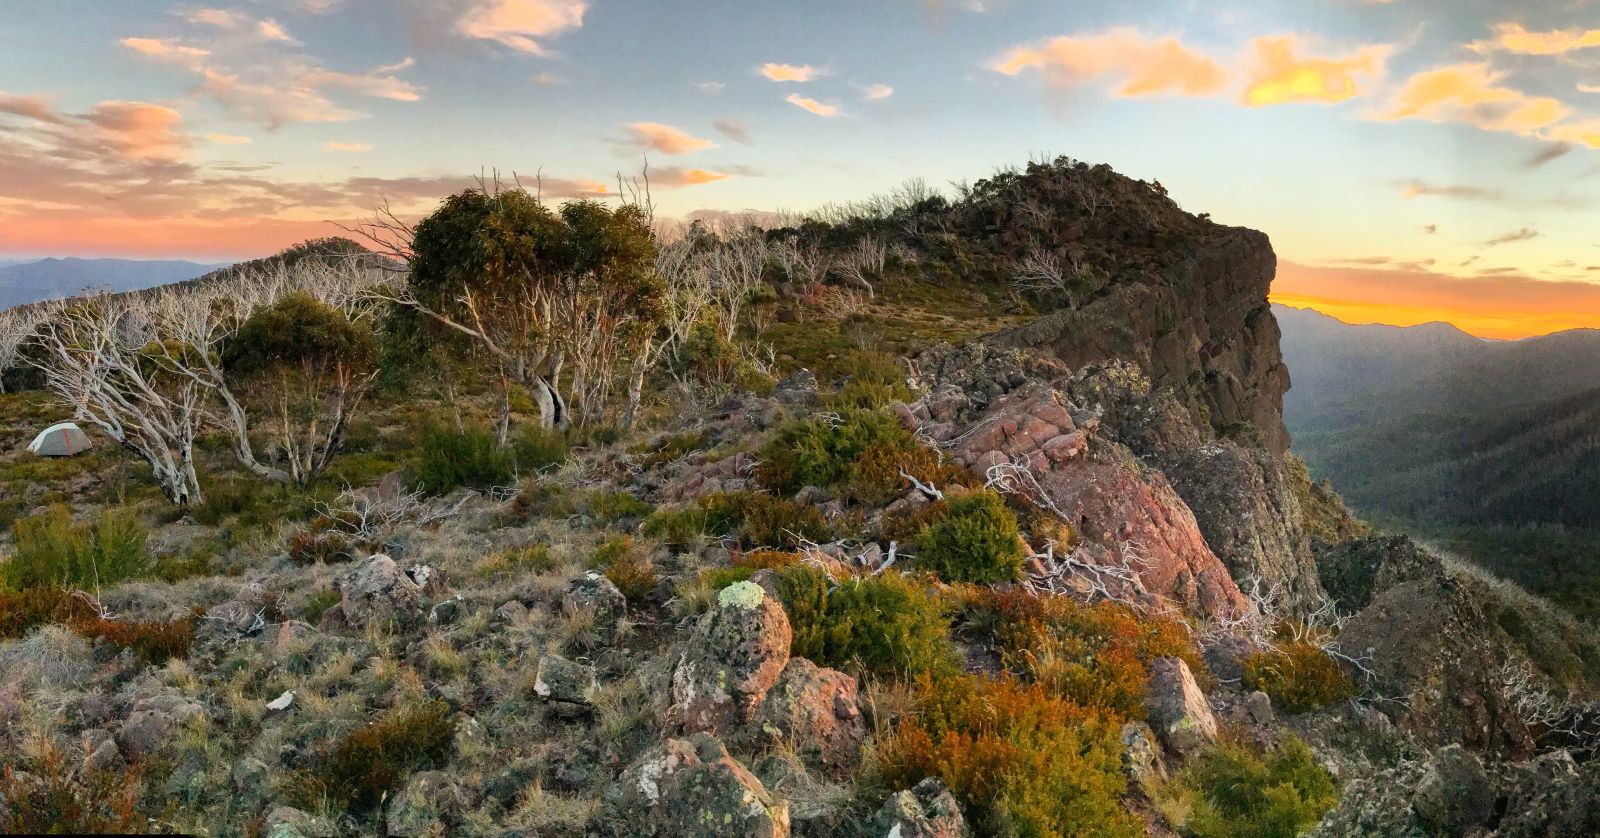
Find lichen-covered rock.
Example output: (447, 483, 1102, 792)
(562, 570, 628, 640)
(1144, 657, 1217, 757)
(740, 657, 864, 774)
(263, 805, 337, 838)
(602, 733, 790, 838)
(1413, 745, 1494, 833)
(335, 554, 448, 632)
(1119, 721, 1165, 795)
(386, 770, 463, 837)
(118, 691, 208, 757)
(872, 777, 969, 838)
(535, 653, 597, 707)
(668, 581, 791, 734)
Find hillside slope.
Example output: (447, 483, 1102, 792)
(0, 257, 227, 309)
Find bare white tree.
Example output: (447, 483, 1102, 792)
(30, 296, 205, 505)
(773, 236, 830, 293)
(833, 237, 885, 296)
(0, 307, 43, 394)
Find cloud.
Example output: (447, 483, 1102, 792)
(456, 0, 587, 55)
(988, 28, 1227, 98)
(1376, 63, 1569, 138)
(205, 133, 252, 145)
(0, 91, 60, 123)
(1524, 143, 1573, 168)
(1242, 36, 1391, 106)
(760, 63, 823, 83)
(695, 81, 726, 94)
(531, 72, 564, 85)
(1548, 119, 1600, 149)
(1582, 83, 1600, 95)
(324, 141, 372, 152)
(1483, 227, 1539, 247)
(1273, 260, 1600, 339)
(1397, 180, 1505, 201)
(649, 167, 735, 187)
(623, 122, 716, 155)
(83, 101, 188, 159)
(1471, 23, 1600, 56)
(712, 118, 751, 145)
(184, 8, 300, 44)
(122, 27, 424, 128)
(785, 93, 840, 116)
(119, 37, 210, 70)
(1423, 224, 1438, 234)
(860, 83, 895, 101)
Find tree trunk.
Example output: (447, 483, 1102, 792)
(622, 337, 652, 430)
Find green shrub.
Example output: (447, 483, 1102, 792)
(916, 490, 1024, 583)
(757, 409, 919, 494)
(407, 424, 516, 495)
(775, 565, 955, 677)
(584, 490, 654, 523)
(511, 424, 569, 473)
(1176, 735, 1337, 838)
(643, 492, 830, 550)
(826, 350, 914, 409)
(1241, 632, 1355, 715)
(603, 550, 657, 604)
(301, 587, 343, 624)
(3, 506, 150, 592)
(302, 700, 455, 810)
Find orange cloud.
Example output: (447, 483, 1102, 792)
(205, 132, 252, 145)
(861, 83, 895, 101)
(457, 0, 587, 55)
(84, 101, 187, 159)
(1548, 118, 1600, 149)
(988, 28, 1227, 97)
(650, 167, 733, 187)
(1243, 36, 1390, 106)
(1473, 22, 1600, 56)
(785, 93, 839, 116)
(624, 122, 716, 155)
(120, 37, 210, 70)
(760, 63, 822, 82)
(1273, 260, 1600, 339)
(324, 141, 372, 152)
(1377, 63, 1569, 136)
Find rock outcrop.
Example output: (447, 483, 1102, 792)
(1144, 657, 1219, 757)
(872, 777, 970, 838)
(603, 733, 790, 838)
(668, 581, 792, 734)
(741, 657, 865, 774)
(327, 554, 448, 633)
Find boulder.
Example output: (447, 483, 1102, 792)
(118, 691, 208, 757)
(1119, 721, 1165, 795)
(534, 653, 597, 707)
(872, 777, 969, 838)
(386, 770, 464, 837)
(742, 657, 864, 774)
(1144, 657, 1217, 757)
(1413, 745, 1494, 833)
(1245, 690, 1274, 725)
(602, 733, 789, 837)
(81, 728, 123, 772)
(562, 571, 628, 640)
(668, 581, 791, 734)
(336, 554, 447, 632)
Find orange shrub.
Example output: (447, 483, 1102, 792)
(72, 617, 194, 665)
(1242, 629, 1355, 714)
(0, 586, 98, 640)
(877, 673, 1139, 838)
(963, 589, 1207, 719)
(846, 445, 974, 506)
(0, 740, 143, 834)
(603, 550, 657, 604)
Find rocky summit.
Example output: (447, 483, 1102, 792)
(1, 157, 1597, 837)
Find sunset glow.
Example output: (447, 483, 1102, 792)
(1, 0, 1596, 337)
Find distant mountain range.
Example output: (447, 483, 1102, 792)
(0, 257, 229, 311)
(1276, 304, 1600, 619)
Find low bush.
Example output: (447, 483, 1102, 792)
(301, 587, 342, 624)
(603, 550, 657, 604)
(1241, 630, 1355, 715)
(72, 617, 194, 665)
(0, 586, 98, 639)
(775, 565, 954, 678)
(734, 549, 802, 571)
(407, 424, 515, 495)
(915, 490, 1024, 584)
(301, 700, 455, 811)
(963, 589, 1207, 719)
(286, 528, 351, 566)
(1170, 735, 1338, 838)
(634, 430, 707, 467)
(584, 490, 654, 524)
(3, 506, 150, 592)
(0, 740, 144, 834)
(511, 424, 569, 473)
(643, 492, 831, 550)
(846, 444, 973, 506)
(877, 673, 1140, 838)
(481, 543, 555, 576)
(756, 409, 920, 495)
(825, 350, 914, 410)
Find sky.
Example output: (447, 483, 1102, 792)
(1, 0, 1598, 339)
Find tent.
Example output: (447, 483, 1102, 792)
(27, 422, 91, 457)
